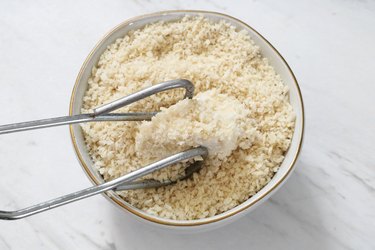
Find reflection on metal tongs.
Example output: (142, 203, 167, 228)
(0, 79, 208, 220)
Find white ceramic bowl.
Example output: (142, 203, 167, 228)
(69, 10, 304, 231)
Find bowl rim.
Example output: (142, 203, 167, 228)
(69, 10, 305, 227)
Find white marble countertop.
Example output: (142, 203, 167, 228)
(0, 0, 374, 249)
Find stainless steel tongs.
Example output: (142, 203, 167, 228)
(0, 79, 195, 135)
(0, 79, 208, 220)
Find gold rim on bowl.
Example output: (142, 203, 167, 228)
(69, 10, 305, 227)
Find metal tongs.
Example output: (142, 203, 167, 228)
(0, 79, 208, 220)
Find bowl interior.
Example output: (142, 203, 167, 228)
(70, 11, 304, 227)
